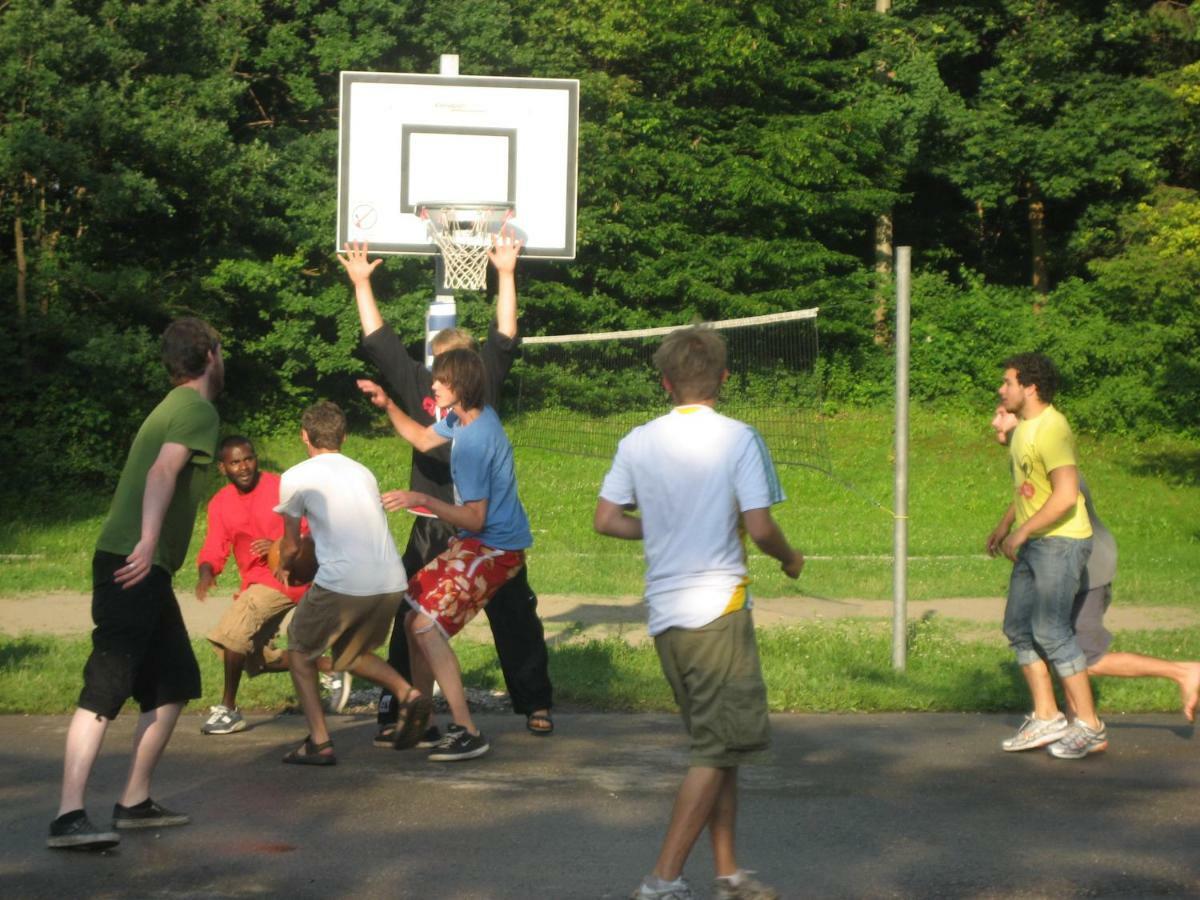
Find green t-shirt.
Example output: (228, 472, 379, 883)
(95, 386, 220, 574)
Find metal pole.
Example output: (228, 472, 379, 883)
(892, 246, 911, 671)
(425, 54, 461, 369)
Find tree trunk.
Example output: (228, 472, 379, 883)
(874, 212, 893, 345)
(1027, 184, 1048, 304)
(14, 213, 27, 323)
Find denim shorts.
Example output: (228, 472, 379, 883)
(1003, 536, 1092, 677)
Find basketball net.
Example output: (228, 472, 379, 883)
(422, 206, 508, 291)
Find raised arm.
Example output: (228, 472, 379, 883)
(487, 230, 522, 339)
(115, 442, 193, 587)
(337, 241, 385, 337)
(357, 378, 448, 453)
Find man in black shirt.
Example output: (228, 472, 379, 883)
(339, 238, 554, 743)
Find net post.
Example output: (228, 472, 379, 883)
(426, 256, 457, 370)
(892, 246, 911, 672)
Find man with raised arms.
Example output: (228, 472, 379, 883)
(595, 325, 803, 900)
(340, 236, 554, 743)
(48, 318, 222, 850)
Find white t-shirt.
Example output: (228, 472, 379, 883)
(599, 405, 784, 636)
(275, 452, 406, 596)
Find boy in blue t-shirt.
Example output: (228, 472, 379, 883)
(377, 347, 532, 761)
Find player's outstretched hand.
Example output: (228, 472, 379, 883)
(356, 378, 391, 410)
(782, 549, 805, 579)
(381, 489, 425, 513)
(337, 241, 382, 285)
(487, 228, 522, 274)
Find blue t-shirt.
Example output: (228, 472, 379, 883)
(433, 406, 532, 551)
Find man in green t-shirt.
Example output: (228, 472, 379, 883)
(986, 353, 1105, 760)
(48, 318, 223, 851)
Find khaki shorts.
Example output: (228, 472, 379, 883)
(654, 608, 771, 767)
(287, 584, 403, 671)
(206, 584, 295, 677)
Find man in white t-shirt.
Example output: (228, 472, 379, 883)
(273, 401, 431, 765)
(595, 326, 804, 900)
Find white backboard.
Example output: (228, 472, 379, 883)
(337, 71, 579, 259)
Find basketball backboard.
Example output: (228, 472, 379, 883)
(337, 71, 579, 259)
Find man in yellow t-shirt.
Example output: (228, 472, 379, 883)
(986, 353, 1105, 760)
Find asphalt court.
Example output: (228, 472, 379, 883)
(2, 711, 1197, 898)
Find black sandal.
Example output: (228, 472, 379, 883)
(282, 736, 336, 766)
(391, 689, 433, 750)
(526, 711, 554, 736)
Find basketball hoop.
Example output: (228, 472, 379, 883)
(419, 203, 513, 291)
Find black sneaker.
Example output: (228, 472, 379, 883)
(47, 810, 120, 850)
(416, 725, 443, 749)
(112, 799, 190, 830)
(427, 725, 490, 762)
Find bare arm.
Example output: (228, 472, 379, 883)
(195, 563, 217, 601)
(338, 241, 385, 337)
(381, 492, 488, 533)
(742, 507, 804, 578)
(356, 378, 448, 452)
(488, 231, 521, 338)
(986, 503, 1017, 557)
(593, 498, 644, 541)
(1001, 465, 1079, 561)
(115, 442, 193, 588)
(276, 514, 303, 584)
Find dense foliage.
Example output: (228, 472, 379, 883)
(3, 0, 1198, 488)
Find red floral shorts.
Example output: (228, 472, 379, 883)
(405, 537, 525, 638)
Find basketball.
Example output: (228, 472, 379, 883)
(267, 535, 318, 586)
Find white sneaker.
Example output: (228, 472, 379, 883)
(1001, 712, 1069, 751)
(1048, 719, 1108, 759)
(320, 672, 352, 713)
(714, 870, 780, 900)
(629, 876, 695, 899)
(201, 705, 245, 735)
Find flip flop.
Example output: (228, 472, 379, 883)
(391, 690, 433, 750)
(526, 711, 554, 736)
(283, 736, 336, 766)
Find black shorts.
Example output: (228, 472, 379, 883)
(77, 551, 201, 719)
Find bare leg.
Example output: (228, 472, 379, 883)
(220, 649, 245, 709)
(58, 708, 110, 816)
(1020, 659, 1060, 720)
(287, 650, 331, 749)
(1089, 654, 1200, 723)
(708, 768, 739, 879)
(409, 616, 475, 734)
(118, 702, 183, 807)
(650, 766, 728, 881)
(348, 651, 414, 700)
(404, 611, 436, 701)
(1060, 670, 1100, 729)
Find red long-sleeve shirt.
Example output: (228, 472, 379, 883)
(196, 471, 307, 602)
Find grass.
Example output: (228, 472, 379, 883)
(3, 620, 1198, 716)
(3, 405, 1198, 604)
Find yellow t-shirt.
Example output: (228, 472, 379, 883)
(1008, 406, 1092, 539)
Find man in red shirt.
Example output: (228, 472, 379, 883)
(196, 436, 346, 734)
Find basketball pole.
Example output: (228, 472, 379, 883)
(892, 246, 911, 671)
(424, 54, 462, 370)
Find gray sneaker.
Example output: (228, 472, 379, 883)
(714, 870, 780, 900)
(200, 705, 245, 735)
(1049, 719, 1108, 759)
(630, 876, 695, 899)
(320, 671, 353, 714)
(1001, 712, 1069, 751)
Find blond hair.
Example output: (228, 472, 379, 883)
(652, 325, 727, 403)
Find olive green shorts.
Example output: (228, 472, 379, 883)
(653, 608, 771, 767)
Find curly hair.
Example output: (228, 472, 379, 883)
(1003, 352, 1061, 404)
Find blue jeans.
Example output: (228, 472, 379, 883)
(1003, 536, 1092, 678)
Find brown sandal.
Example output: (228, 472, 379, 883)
(390, 690, 433, 750)
(283, 736, 336, 766)
(526, 711, 554, 736)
